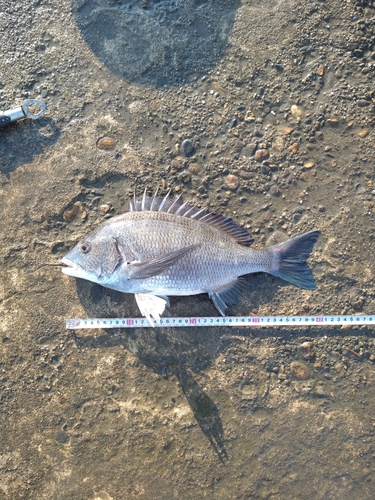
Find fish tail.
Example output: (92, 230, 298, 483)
(269, 230, 320, 289)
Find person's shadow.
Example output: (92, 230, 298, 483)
(72, 0, 241, 86)
(0, 118, 60, 178)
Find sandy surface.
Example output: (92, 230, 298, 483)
(1, 1, 375, 498)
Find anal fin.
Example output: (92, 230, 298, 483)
(135, 293, 169, 326)
(209, 277, 248, 316)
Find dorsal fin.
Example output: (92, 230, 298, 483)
(130, 191, 254, 246)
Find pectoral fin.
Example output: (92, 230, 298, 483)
(129, 244, 200, 280)
(135, 293, 170, 326)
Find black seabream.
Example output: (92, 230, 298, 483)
(62, 191, 320, 325)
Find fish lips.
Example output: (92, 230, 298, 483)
(61, 257, 90, 280)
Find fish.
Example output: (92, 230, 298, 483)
(62, 190, 320, 325)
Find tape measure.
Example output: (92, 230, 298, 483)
(66, 315, 375, 329)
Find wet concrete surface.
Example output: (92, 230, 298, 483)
(1, 0, 375, 498)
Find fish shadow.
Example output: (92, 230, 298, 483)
(0, 117, 60, 177)
(70, 274, 282, 461)
(71, 0, 241, 87)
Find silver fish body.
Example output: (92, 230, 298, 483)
(62, 192, 319, 324)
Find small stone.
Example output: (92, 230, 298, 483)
(292, 212, 302, 223)
(282, 127, 293, 135)
(290, 105, 303, 117)
(96, 137, 116, 151)
(290, 362, 309, 380)
(244, 110, 256, 122)
(63, 201, 84, 222)
(212, 82, 226, 93)
(357, 99, 370, 107)
(288, 143, 299, 154)
(179, 171, 191, 184)
(224, 174, 239, 190)
(55, 431, 69, 444)
(317, 64, 325, 76)
(181, 139, 194, 157)
(327, 118, 339, 126)
(255, 149, 269, 161)
(352, 298, 364, 311)
(99, 204, 111, 214)
(358, 129, 369, 138)
(272, 137, 284, 151)
(189, 163, 201, 174)
(304, 160, 315, 169)
(300, 341, 314, 351)
(314, 358, 323, 369)
(170, 159, 183, 170)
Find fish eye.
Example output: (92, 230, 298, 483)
(80, 242, 91, 253)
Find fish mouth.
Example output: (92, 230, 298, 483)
(61, 257, 87, 279)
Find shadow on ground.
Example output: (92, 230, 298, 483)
(67, 275, 280, 460)
(71, 0, 241, 86)
(0, 118, 60, 177)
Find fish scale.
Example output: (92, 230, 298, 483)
(62, 191, 320, 324)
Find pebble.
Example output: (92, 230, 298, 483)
(288, 143, 299, 154)
(96, 137, 116, 151)
(357, 99, 370, 107)
(189, 163, 201, 174)
(63, 201, 86, 222)
(327, 118, 339, 126)
(245, 110, 256, 122)
(317, 64, 325, 76)
(292, 212, 302, 223)
(99, 204, 111, 214)
(224, 174, 239, 190)
(290, 362, 309, 380)
(170, 159, 183, 170)
(304, 160, 315, 169)
(55, 431, 69, 444)
(181, 139, 194, 157)
(290, 105, 303, 117)
(282, 127, 293, 135)
(255, 149, 269, 161)
(272, 136, 284, 151)
(358, 129, 369, 138)
(179, 171, 191, 184)
(314, 358, 322, 369)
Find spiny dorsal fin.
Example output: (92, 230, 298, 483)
(130, 191, 254, 246)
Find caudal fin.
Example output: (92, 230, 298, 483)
(270, 230, 320, 289)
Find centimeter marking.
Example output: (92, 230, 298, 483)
(66, 315, 375, 330)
